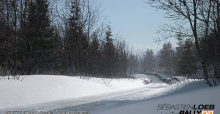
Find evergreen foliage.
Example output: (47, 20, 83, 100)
(177, 39, 198, 77)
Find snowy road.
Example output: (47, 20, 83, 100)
(1, 74, 218, 114)
(91, 81, 220, 114)
(50, 80, 220, 114)
(49, 74, 188, 113)
(0, 74, 189, 113)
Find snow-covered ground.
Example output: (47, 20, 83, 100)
(0, 75, 147, 109)
(94, 80, 220, 114)
(0, 74, 216, 114)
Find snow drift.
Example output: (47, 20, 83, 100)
(0, 75, 149, 109)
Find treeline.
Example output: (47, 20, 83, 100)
(139, 41, 194, 76)
(0, 0, 135, 77)
(139, 37, 220, 82)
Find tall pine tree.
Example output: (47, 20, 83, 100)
(22, 0, 55, 74)
(177, 39, 198, 77)
(159, 42, 175, 73)
(101, 26, 116, 77)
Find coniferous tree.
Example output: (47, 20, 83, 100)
(64, 0, 83, 75)
(88, 32, 100, 75)
(116, 41, 128, 77)
(78, 33, 89, 74)
(177, 39, 198, 77)
(175, 36, 184, 74)
(0, 0, 17, 75)
(142, 49, 155, 72)
(21, 0, 55, 74)
(50, 27, 65, 75)
(101, 26, 116, 77)
(0, 0, 131, 77)
(0, 7, 8, 75)
(159, 42, 175, 73)
(128, 53, 138, 76)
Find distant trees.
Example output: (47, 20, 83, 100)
(159, 42, 175, 73)
(142, 49, 155, 72)
(138, 40, 200, 78)
(128, 53, 138, 76)
(138, 45, 175, 74)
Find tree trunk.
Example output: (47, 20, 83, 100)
(13, 0, 17, 76)
(202, 60, 212, 87)
(192, 0, 212, 86)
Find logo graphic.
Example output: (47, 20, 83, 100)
(157, 104, 215, 114)
(202, 110, 214, 114)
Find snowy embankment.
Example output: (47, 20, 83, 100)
(95, 81, 220, 114)
(0, 74, 191, 112)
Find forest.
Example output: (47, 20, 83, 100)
(0, 0, 220, 86)
(0, 0, 135, 78)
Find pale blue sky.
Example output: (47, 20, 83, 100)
(101, 0, 177, 53)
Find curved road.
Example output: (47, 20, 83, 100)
(1, 74, 182, 113)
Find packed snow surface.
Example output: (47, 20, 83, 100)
(0, 75, 145, 109)
(94, 81, 220, 114)
(0, 74, 198, 112)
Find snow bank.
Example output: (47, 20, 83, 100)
(93, 81, 220, 114)
(0, 75, 148, 109)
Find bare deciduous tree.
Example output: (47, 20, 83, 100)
(148, 0, 220, 86)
